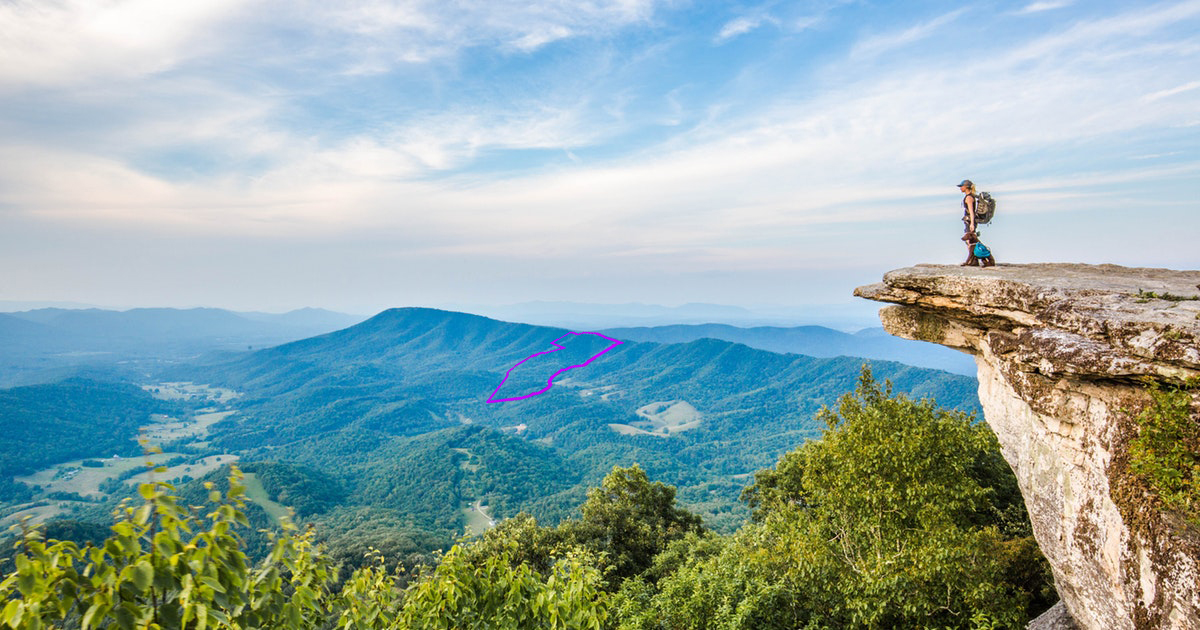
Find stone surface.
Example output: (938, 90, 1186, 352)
(1028, 601, 1080, 630)
(855, 263, 1200, 630)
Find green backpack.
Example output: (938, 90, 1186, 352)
(974, 192, 996, 224)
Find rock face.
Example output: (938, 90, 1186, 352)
(855, 263, 1200, 630)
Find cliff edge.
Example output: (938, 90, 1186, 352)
(855, 263, 1200, 630)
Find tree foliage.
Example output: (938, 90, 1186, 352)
(1128, 379, 1200, 527)
(0, 467, 333, 629)
(1, 367, 1052, 630)
(614, 367, 1053, 629)
(1, 468, 615, 630)
(562, 465, 704, 588)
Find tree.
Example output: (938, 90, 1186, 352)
(616, 367, 1052, 629)
(391, 544, 608, 629)
(1, 467, 334, 629)
(563, 465, 704, 587)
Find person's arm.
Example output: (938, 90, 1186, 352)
(966, 194, 977, 232)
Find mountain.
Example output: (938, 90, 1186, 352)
(443, 300, 888, 330)
(448, 301, 756, 328)
(8, 307, 365, 344)
(600, 323, 977, 375)
(182, 307, 981, 531)
(0, 313, 63, 351)
(0, 307, 367, 387)
(235, 307, 366, 331)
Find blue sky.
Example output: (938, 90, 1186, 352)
(1, 0, 1198, 317)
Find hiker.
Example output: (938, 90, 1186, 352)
(958, 179, 978, 266)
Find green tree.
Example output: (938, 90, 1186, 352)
(617, 367, 1052, 629)
(563, 465, 704, 587)
(328, 549, 405, 630)
(0, 467, 334, 629)
(391, 544, 609, 630)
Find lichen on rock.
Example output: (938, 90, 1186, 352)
(855, 263, 1200, 630)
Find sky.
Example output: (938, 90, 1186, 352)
(1, 0, 1198, 318)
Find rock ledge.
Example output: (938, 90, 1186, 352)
(856, 263, 1200, 630)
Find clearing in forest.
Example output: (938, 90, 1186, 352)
(607, 400, 702, 438)
(242, 472, 290, 526)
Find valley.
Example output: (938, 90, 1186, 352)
(1, 381, 243, 529)
(0, 306, 984, 563)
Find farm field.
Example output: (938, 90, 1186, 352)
(123, 454, 239, 487)
(15, 455, 182, 499)
(144, 382, 239, 404)
(0, 502, 64, 529)
(139, 410, 236, 444)
(6, 382, 243, 520)
(609, 400, 702, 437)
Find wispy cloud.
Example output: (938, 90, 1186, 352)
(2, 1, 1199, 309)
(1143, 80, 1200, 102)
(716, 14, 777, 43)
(0, 0, 667, 88)
(849, 8, 967, 59)
(1015, 1, 1074, 15)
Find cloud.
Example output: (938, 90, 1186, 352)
(1015, 1, 1073, 15)
(0, 0, 667, 89)
(716, 15, 771, 42)
(0, 0, 251, 88)
(849, 9, 966, 59)
(2, 1, 1199, 285)
(1142, 80, 1200, 103)
(294, 0, 664, 72)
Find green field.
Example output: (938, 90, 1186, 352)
(609, 400, 703, 437)
(139, 410, 236, 444)
(124, 454, 239, 487)
(15, 455, 180, 499)
(242, 473, 291, 526)
(461, 500, 494, 536)
(0, 502, 64, 529)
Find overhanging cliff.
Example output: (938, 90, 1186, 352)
(855, 263, 1200, 630)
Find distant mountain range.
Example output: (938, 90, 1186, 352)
(0, 305, 987, 557)
(445, 300, 883, 330)
(600, 323, 976, 375)
(183, 307, 982, 532)
(0, 307, 367, 387)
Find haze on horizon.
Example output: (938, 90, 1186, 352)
(2, 0, 1198, 315)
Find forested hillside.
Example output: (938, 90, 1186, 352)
(0, 307, 993, 619)
(175, 307, 980, 531)
(0, 379, 174, 477)
(600, 322, 977, 374)
(0, 373, 1054, 629)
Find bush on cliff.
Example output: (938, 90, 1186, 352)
(1129, 379, 1200, 528)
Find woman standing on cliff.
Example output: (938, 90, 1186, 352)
(959, 179, 978, 265)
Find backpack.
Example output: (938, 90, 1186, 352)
(973, 242, 992, 258)
(974, 192, 996, 224)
